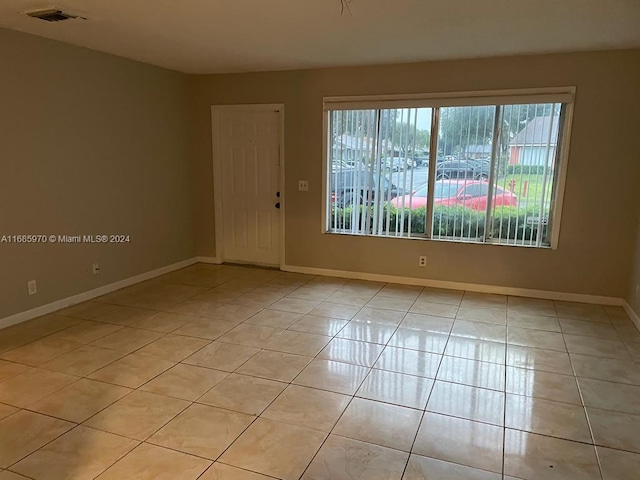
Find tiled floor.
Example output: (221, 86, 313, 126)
(1, 264, 640, 479)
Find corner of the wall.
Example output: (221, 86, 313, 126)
(195, 256, 222, 264)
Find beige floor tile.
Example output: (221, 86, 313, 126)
(318, 338, 384, 367)
(373, 346, 441, 378)
(293, 359, 370, 395)
(505, 394, 591, 442)
(559, 318, 620, 340)
(356, 369, 434, 409)
(266, 330, 331, 356)
(236, 350, 312, 382)
(219, 418, 326, 480)
(96, 443, 211, 480)
(378, 284, 423, 300)
(410, 301, 458, 318)
(128, 311, 194, 333)
(200, 463, 273, 479)
(388, 329, 449, 354)
(451, 320, 506, 343)
(49, 321, 124, 344)
(89, 352, 175, 388)
(353, 307, 405, 326)
(587, 407, 640, 453)
(269, 297, 320, 314)
(427, 381, 505, 426)
(404, 454, 501, 480)
(232, 292, 283, 308)
(456, 307, 507, 325)
(172, 319, 238, 340)
(30, 378, 131, 423)
(206, 304, 263, 323)
(90, 327, 163, 353)
(308, 302, 360, 320)
(18, 315, 84, 337)
(614, 324, 640, 343)
(597, 446, 640, 480)
(167, 299, 223, 318)
(624, 340, 640, 362)
(302, 435, 408, 480)
(507, 312, 562, 332)
(198, 373, 286, 415)
(0, 404, 18, 421)
(437, 356, 505, 391)
(508, 297, 557, 317)
(0, 410, 74, 468)
(503, 429, 600, 480)
(182, 342, 259, 371)
(506, 366, 581, 404)
(262, 385, 349, 432)
(333, 398, 421, 451)
(84, 390, 189, 440)
(12, 426, 138, 480)
(326, 292, 373, 307)
(365, 296, 414, 312)
(0, 337, 81, 366)
(554, 302, 609, 323)
(244, 309, 302, 329)
(57, 301, 119, 320)
(564, 334, 631, 360)
(578, 377, 640, 415)
(219, 324, 283, 348)
(0, 470, 32, 479)
(137, 334, 210, 362)
(417, 288, 463, 306)
(399, 313, 453, 334)
(140, 364, 227, 400)
(571, 354, 640, 385)
(0, 368, 78, 407)
(339, 280, 384, 296)
(40, 345, 126, 376)
(461, 292, 508, 310)
(444, 337, 506, 364)
(506, 345, 573, 375)
(414, 412, 503, 474)
(191, 288, 243, 304)
(0, 360, 30, 383)
(336, 322, 396, 344)
(288, 315, 348, 335)
(507, 327, 566, 351)
(149, 403, 253, 459)
(287, 287, 334, 302)
(93, 306, 158, 327)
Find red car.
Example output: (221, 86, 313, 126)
(391, 180, 518, 211)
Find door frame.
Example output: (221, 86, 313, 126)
(211, 104, 285, 268)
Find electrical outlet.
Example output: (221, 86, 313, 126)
(27, 280, 37, 295)
(418, 256, 427, 267)
(92, 263, 100, 275)
(298, 180, 309, 192)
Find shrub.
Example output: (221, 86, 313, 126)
(330, 204, 548, 242)
(505, 165, 546, 175)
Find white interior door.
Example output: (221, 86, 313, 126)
(217, 109, 281, 266)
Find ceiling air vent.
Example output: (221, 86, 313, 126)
(26, 8, 77, 22)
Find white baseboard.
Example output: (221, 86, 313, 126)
(0, 258, 198, 330)
(623, 302, 640, 331)
(195, 256, 222, 264)
(281, 264, 625, 306)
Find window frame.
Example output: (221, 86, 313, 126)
(321, 87, 576, 250)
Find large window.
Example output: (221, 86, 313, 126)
(324, 88, 574, 248)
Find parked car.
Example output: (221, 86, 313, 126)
(435, 160, 490, 180)
(331, 169, 399, 207)
(390, 179, 518, 211)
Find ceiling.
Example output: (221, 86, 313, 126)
(1, 0, 639, 74)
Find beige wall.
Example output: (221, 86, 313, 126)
(628, 217, 640, 316)
(191, 49, 640, 298)
(0, 28, 194, 319)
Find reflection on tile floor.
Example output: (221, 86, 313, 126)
(0, 263, 639, 479)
